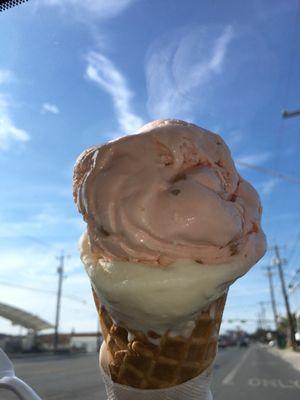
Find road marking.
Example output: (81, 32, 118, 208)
(251, 361, 278, 366)
(222, 348, 252, 386)
(248, 378, 300, 389)
(248, 378, 277, 387)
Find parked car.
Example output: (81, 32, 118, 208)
(218, 336, 229, 349)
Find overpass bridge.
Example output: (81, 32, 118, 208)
(0, 302, 53, 331)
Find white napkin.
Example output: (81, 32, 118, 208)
(99, 343, 213, 400)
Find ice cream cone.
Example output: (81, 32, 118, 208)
(73, 119, 266, 395)
(92, 288, 226, 389)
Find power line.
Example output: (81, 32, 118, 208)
(236, 161, 300, 185)
(270, 0, 300, 241)
(287, 230, 300, 267)
(224, 318, 274, 323)
(0, 280, 56, 295)
(223, 303, 265, 309)
(289, 269, 300, 288)
(281, 0, 300, 111)
(0, 280, 87, 305)
(276, 0, 300, 167)
(22, 235, 50, 247)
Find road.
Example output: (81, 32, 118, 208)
(1, 344, 299, 399)
(212, 344, 300, 399)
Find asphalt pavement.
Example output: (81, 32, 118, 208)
(212, 344, 300, 400)
(1, 343, 299, 399)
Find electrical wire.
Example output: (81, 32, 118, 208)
(287, 229, 300, 267)
(265, 0, 300, 245)
(236, 161, 300, 185)
(274, 0, 300, 172)
(288, 269, 300, 287)
(282, 0, 300, 113)
(0, 280, 88, 305)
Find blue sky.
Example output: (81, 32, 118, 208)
(0, 0, 300, 335)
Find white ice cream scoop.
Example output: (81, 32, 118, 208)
(0, 348, 42, 400)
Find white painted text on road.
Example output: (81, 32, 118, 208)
(248, 378, 300, 389)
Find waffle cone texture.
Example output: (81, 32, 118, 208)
(92, 289, 226, 389)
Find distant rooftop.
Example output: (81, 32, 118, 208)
(0, 303, 53, 331)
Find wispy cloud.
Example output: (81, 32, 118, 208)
(227, 130, 243, 148)
(0, 208, 84, 240)
(0, 69, 14, 85)
(0, 69, 29, 150)
(0, 93, 30, 151)
(40, 0, 136, 19)
(235, 151, 271, 167)
(260, 178, 279, 196)
(146, 25, 234, 119)
(86, 51, 143, 133)
(41, 102, 60, 114)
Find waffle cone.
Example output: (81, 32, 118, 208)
(92, 289, 226, 389)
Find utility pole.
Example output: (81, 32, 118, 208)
(259, 301, 267, 330)
(257, 311, 262, 330)
(289, 269, 300, 313)
(289, 271, 300, 337)
(263, 266, 279, 330)
(54, 252, 66, 352)
(273, 245, 297, 349)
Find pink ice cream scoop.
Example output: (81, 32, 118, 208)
(73, 119, 266, 268)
